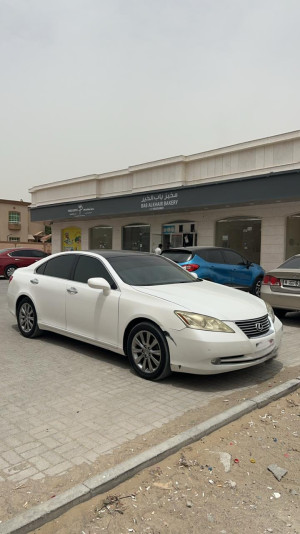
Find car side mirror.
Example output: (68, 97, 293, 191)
(87, 277, 111, 295)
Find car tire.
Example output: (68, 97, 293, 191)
(4, 265, 17, 279)
(250, 277, 263, 297)
(127, 322, 171, 380)
(17, 297, 41, 338)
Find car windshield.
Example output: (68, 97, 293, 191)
(0, 249, 10, 253)
(108, 254, 197, 286)
(161, 250, 193, 263)
(279, 256, 300, 269)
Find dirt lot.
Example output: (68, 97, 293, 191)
(30, 388, 300, 534)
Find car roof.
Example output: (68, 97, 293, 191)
(77, 250, 156, 258)
(7, 247, 44, 251)
(5, 248, 45, 253)
(162, 246, 223, 253)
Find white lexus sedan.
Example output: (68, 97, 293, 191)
(7, 250, 283, 380)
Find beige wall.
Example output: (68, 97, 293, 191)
(0, 199, 45, 243)
(30, 131, 300, 207)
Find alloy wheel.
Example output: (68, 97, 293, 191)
(255, 278, 262, 297)
(5, 266, 16, 278)
(19, 302, 35, 334)
(131, 330, 162, 374)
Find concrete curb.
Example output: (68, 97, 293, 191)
(1, 377, 299, 534)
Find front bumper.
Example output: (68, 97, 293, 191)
(167, 316, 283, 375)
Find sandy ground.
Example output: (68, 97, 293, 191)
(28, 388, 300, 534)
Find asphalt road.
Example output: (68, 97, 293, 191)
(0, 277, 299, 489)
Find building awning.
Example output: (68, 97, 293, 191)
(28, 234, 35, 240)
(30, 169, 300, 223)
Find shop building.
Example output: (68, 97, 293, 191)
(30, 130, 300, 271)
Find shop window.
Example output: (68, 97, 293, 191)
(89, 226, 112, 249)
(215, 217, 261, 264)
(162, 221, 197, 249)
(61, 227, 81, 251)
(122, 224, 150, 252)
(286, 214, 300, 258)
(9, 211, 21, 224)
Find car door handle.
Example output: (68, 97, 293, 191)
(67, 287, 78, 294)
(30, 278, 39, 284)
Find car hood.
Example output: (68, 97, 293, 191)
(133, 280, 268, 321)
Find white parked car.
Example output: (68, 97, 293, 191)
(7, 251, 283, 380)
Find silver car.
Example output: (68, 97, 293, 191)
(261, 254, 300, 317)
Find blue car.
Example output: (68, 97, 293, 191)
(161, 246, 265, 297)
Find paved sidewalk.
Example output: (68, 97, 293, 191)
(0, 278, 299, 526)
(1, 379, 299, 534)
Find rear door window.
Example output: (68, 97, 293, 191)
(203, 249, 225, 264)
(10, 250, 30, 257)
(42, 255, 76, 279)
(36, 263, 47, 275)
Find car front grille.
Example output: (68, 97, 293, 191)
(235, 314, 271, 338)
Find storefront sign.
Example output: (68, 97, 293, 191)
(163, 225, 176, 234)
(67, 204, 95, 217)
(141, 191, 179, 211)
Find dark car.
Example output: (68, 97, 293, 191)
(161, 246, 265, 296)
(0, 248, 49, 279)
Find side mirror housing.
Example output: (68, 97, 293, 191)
(88, 277, 111, 295)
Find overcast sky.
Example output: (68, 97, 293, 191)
(1, 0, 299, 202)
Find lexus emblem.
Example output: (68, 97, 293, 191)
(255, 322, 264, 331)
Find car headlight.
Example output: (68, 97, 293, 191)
(174, 311, 235, 332)
(265, 302, 275, 323)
